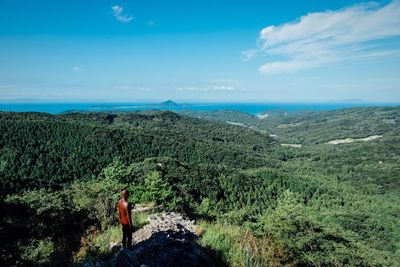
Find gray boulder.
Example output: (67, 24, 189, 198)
(115, 212, 215, 267)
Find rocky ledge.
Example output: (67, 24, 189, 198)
(115, 212, 215, 267)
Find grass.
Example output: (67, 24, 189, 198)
(198, 221, 296, 267)
(75, 213, 294, 266)
(132, 211, 150, 230)
(73, 212, 150, 266)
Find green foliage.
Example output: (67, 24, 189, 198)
(199, 221, 294, 267)
(2, 189, 88, 266)
(20, 238, 55, 266)
(196, 198, 219, 218)
(74, 213, 149, 265)
(74, 225, 121, 264)
(6, 188, 66, 216)
(184, 107, 400, 191)
(1, 107, 400, 266)
(259, 190, 398, 266)
(67, 158, 128, 230)
(131, 212, 150, 230)
(218, 207, 259, 227)
(0, 111, 273, 195)
(101, 157, 131, 182)
(69, 177, 121, 230)
(141, 171, 174, 204)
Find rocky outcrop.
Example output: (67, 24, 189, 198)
(116, 212, 215, 267)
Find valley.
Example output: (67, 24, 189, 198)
(1, 106, 399, 266)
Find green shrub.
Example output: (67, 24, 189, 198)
(141, 171, 174, 205)
(74, 212, 150, 264)
(6, 188, 66, 216)
(69, 176, 122, 229)
(74, 225, 121, 263)
(132, 211, 150, 230)
(20, 238, 55, 265)
(199, 221, 294, 267)
(260, 190, 397, 266)
(4, 189, 87, 266)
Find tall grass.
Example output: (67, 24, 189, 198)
(132, 211, 150, 230)
(198, 221, 295, 267)
(73, 212, 150, 265)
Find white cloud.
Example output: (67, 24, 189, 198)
(111, 5, 133, 23)
(241, 49, 259, 62)
(178, 86, 236, 92)
(73, 67, 83, 72)
(113, 86, 151, 91)
(248, 1, 400, 74)
(177, 80, 238, 92)
(212, 85, 236, 91)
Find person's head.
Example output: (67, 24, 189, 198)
(121, 188, 129, 199)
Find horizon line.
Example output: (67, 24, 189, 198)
(1, 99, 400, 105)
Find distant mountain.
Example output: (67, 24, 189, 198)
(89, 101, 191, 110)
(159, 100, 180, 107)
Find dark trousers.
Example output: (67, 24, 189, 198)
(122, 224, 133, 249)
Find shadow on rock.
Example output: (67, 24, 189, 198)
(116, 230, 217, 267)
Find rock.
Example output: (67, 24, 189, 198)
(82, 260, 105, 267)
(116, 249, 139, 267)
(115, 212, 215, 267)
(109, 241, 121, 254)
(128, 231, 213, 267)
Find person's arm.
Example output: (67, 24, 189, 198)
(125, 203, 133, 228)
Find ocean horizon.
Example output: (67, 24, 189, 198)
(0, 102, 398, 115)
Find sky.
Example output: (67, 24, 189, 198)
(0, 0, 399, 103)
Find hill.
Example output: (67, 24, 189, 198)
(0, 111, 274, 194)
(159, 100, 179, 107)
(1, 107, 399, 266)
(181, 106, 400, 144)
(180, 106, 400, 192)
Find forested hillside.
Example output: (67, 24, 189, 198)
(0, 111, 273, 194)
(181, 106, 400, 144)
(1, 107, 399, 266)
(181, 107, 400, 191)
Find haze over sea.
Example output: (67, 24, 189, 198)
(0, 102, 397, 115)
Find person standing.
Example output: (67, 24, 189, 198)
(118, 188, 133, 249)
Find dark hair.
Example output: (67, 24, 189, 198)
(121, 188, 128, 193)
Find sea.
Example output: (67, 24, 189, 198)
(0, 102, 397, 115)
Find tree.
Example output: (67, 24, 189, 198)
(142, 171, 173, 204)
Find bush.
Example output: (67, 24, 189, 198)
(199, 221, 294, 267)
(260, 190, 397, 266)
(4, 189, 87, 266)
(69, 176, 122, 230)
(74, 212, 150, 264)
(141, 171, 174, 205)
(20, 238, 55, 266)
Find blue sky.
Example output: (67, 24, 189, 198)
(0, 0, 399, 102)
